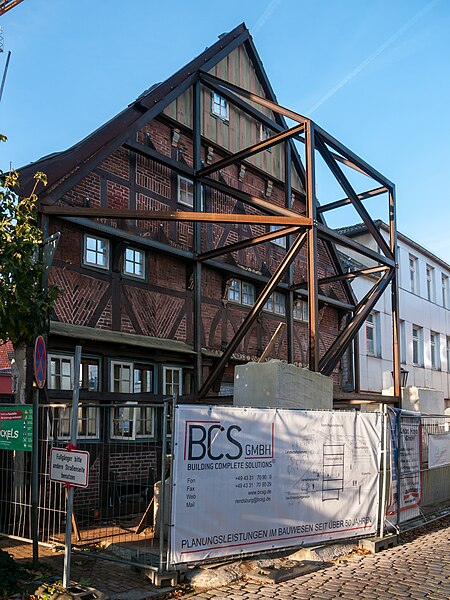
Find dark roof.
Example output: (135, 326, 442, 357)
(18, 23, 250, 200)
(336, 220, 383, 237)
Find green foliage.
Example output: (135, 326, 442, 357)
(0, 548, 24, 596)
(0, 137, 60, 346)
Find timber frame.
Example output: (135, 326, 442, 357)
(25, 23, 401, 403)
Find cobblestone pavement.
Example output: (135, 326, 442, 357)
(183, 519, 450, 599)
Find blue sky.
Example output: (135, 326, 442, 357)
(1, 0, 449, 262)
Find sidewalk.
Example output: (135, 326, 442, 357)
(0, 537, 165, 600)
(2, 515, 450, 599)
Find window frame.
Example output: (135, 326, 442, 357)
(123, 247, 145, 280)
(426, 264, 435, 302)
(409, 254, 419, 294)
(442, 274, 449, 309)
(430, 331, 440, 370)
(177, 175, 194, 208)
(227, 279, 255, 307)
(365, 312, 380, 357)
(110, 402, 156, 440)
(293, 299, 308, 322)
(48, 354, 74, 391)
(269, 225, 287, 248)
(83, 234, 110, 270)
(110, 360, 155, 394)
(211, 92, 229, 122)
(51, 403, 100, 441)
(163, 366, 183, 396)
(412, 325, 423, 366)
(264, 292, 286, 316)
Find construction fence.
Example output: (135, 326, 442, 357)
(0, 402, 449, 572)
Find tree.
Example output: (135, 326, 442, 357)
(0, 134, 59, 402)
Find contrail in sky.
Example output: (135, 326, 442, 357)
(307, 0, 440, 115)
(252, 0, 283, 35)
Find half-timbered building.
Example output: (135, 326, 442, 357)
(16, 23, 399, 523)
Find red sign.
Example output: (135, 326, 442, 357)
(34, 335, 47, 389)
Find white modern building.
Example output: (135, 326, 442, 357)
(339, 221, 450, 413)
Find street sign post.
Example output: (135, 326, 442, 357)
(50, 447, 90, 488)
(34, 335, 47, 389)
(0, 405, 33, 451)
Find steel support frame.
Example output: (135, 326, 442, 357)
(40, 73, 401, 403)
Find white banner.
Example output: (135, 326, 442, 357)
(429, 433, 450, 468)
(169, 406, 381, 564)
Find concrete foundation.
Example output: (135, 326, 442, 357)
(383, 386, 445, 414)
(234, 360, 333, 410)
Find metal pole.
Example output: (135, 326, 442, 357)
(379, 404, 388, 538)
(31, 387, 39, 567)
(396, 409, 402, 533)
(159, 399, 169, 574)
(62, 345, 81, 589)
(305, 120, 319, 371)
(389, 186, 401, 406)
(0, 50, 11, 104)
(166, 394, 177, 571)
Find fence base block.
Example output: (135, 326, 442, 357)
(359, 535, 398, 553)
(138, 568, 178, 588)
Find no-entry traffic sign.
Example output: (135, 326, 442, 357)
(34, 335, 47, 389)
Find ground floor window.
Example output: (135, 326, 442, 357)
(111, 403, 155, 439)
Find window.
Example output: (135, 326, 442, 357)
(52, 404, 99, 440)
(412, 325, 423, 366)
(178, 176, 194, 208)
(426, 264, 435, 302)
(270, 225, 286, 248)
(211, 93, 229, 121)
(227, 279, 255, 306)
(400, 320, 406, 364)
(123, 247, 145, 279)
(264, 292, 286, 315)
(293, 299, 308, 322)
(259, 124, 272, 151)
(430, 332, 440, 370)
(409, 254, 418, 294)
(111, 403, 155, 439)
(84, 235, 109, 269)
(49, 354, 99, 392)
(366, 312, 380, 357)
(49, 355, 73, 390)
(163, 366, 182, 396)
(111, 361, 154, 394)
(442, 274, 449, 308)
(79, 357, 100, 391)
(447, 337, 450, 371)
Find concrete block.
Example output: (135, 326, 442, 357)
(234, 360, 333, 410)
(359, 535, 398, 553)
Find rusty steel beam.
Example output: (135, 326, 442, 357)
(200, 176, 304, 218)
(40, 205, 311, 227)
(314, 122, 394, 189)
(200, 72, 307, 124)
(198, 226, 301, 262)
(198, 231, 308, 399)
(0, 0, 23, 15)
(317, 223, 395, 268)
(315, 134, 393, 260)
(317, 186, 387, 214)
(319, 269, 394, 376)
(305, 120, 319, 372)
(292, 265, 390, 290)
(389, 185, 401, 404)
(197, 123, 305, 179)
